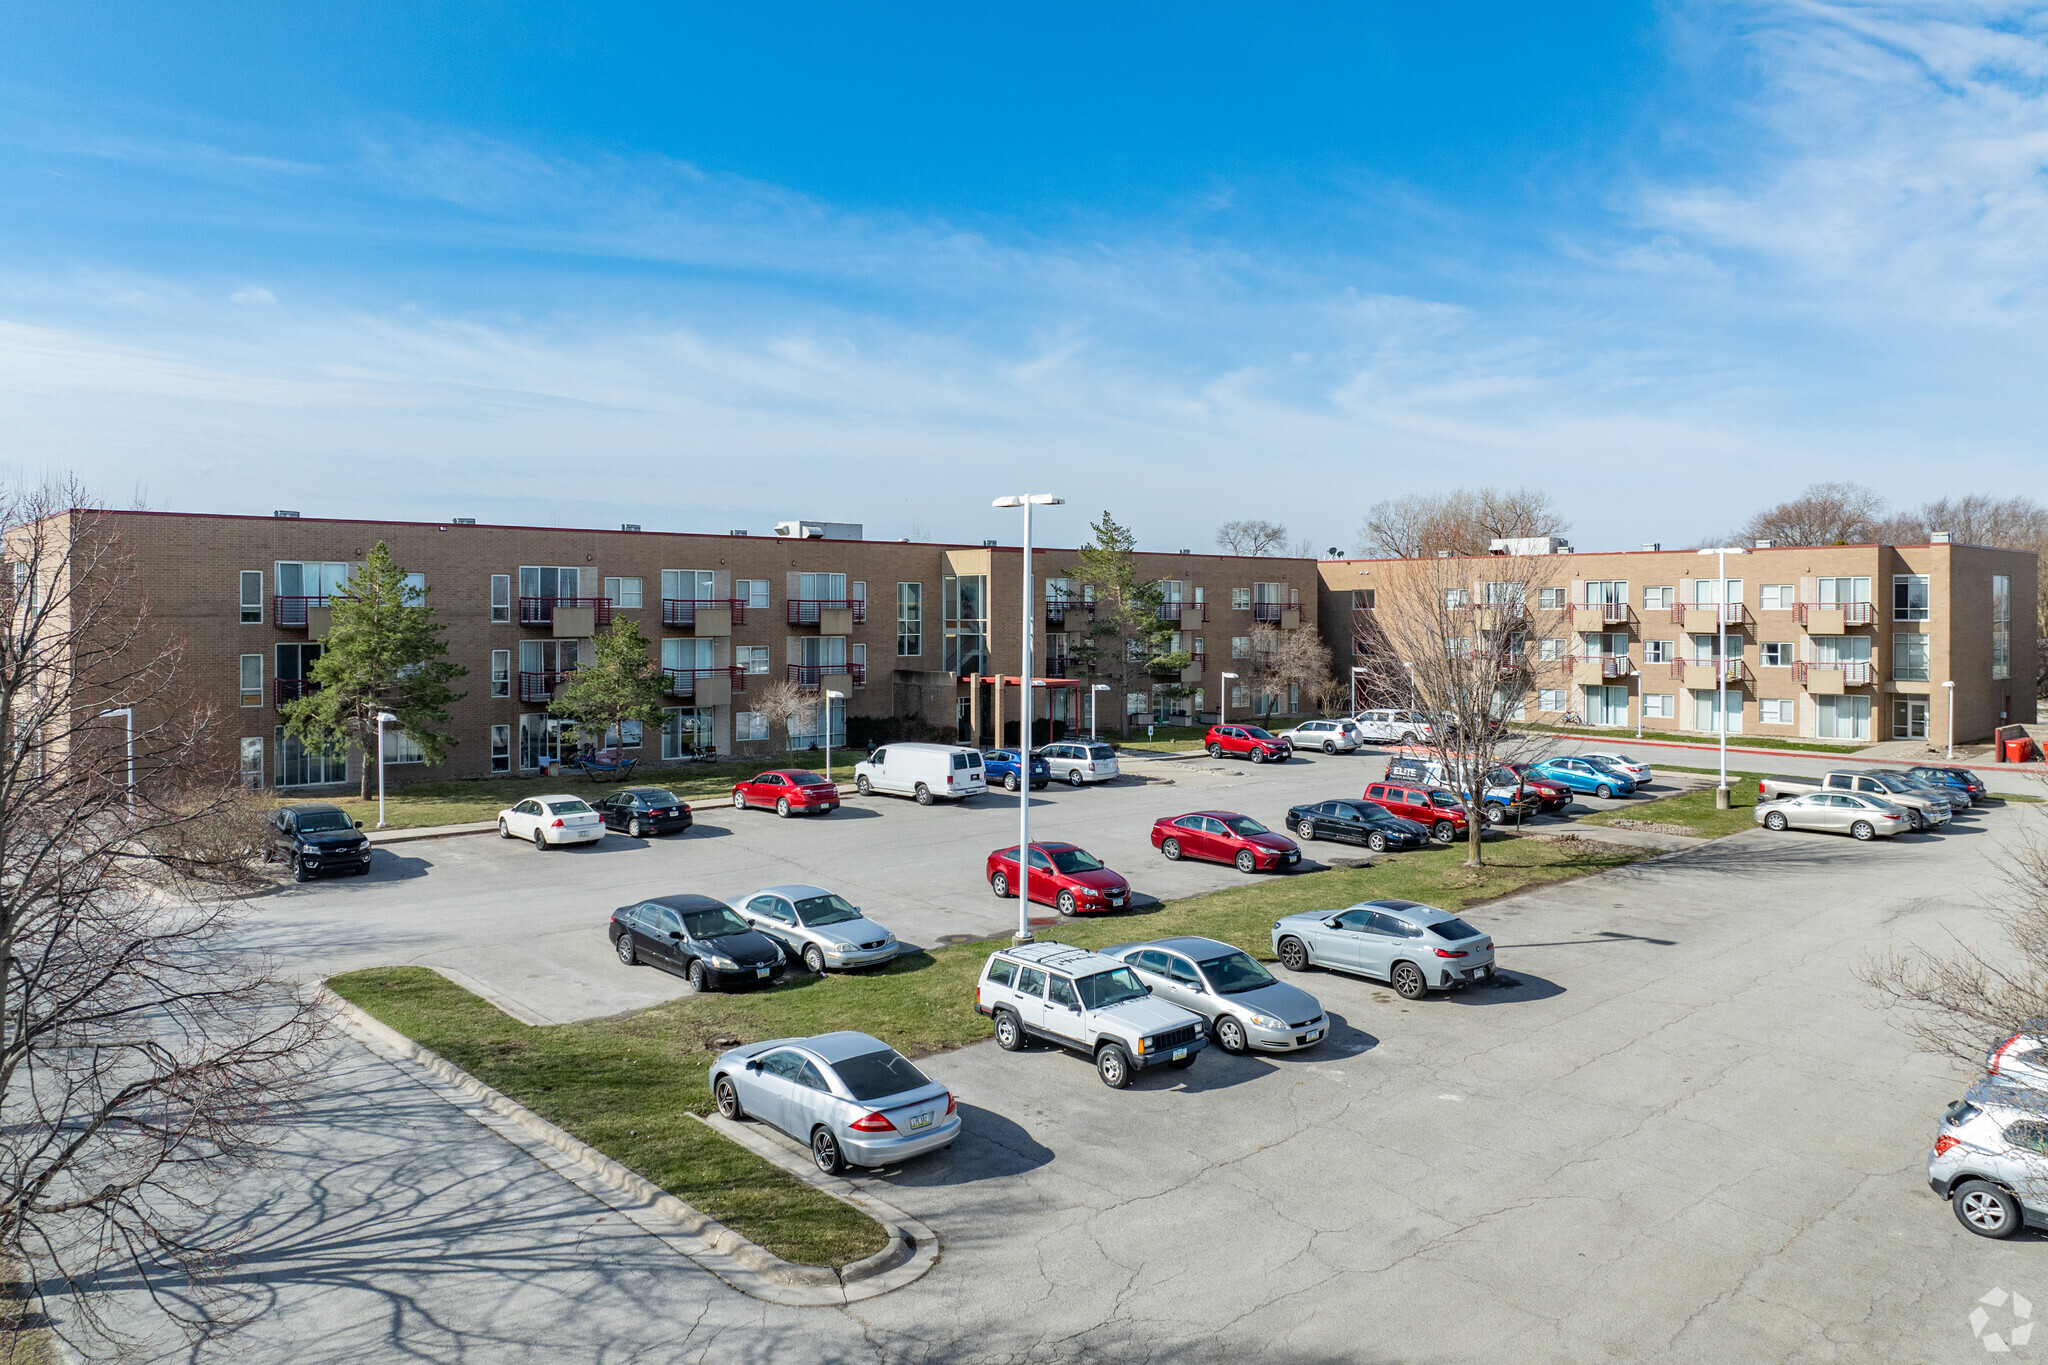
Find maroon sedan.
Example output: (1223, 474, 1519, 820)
(986, 843, 1131, 917)
(732, 769, 840, 817)
(1501, 763, 1571, 813)
(1151, 811, 1301, 874)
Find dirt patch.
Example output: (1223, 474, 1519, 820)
(1601, 819, 1702, 836)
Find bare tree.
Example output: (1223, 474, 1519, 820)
(1242, 623, 1333, 719)
(1215, 519, 1290, 557)
(750, 678, 820, 750)
(1737, 481, 1889, 546)
(1350, 554, 1564, 865)
(1355, 488, 1567, 559)
(0, 485, 325, 1356)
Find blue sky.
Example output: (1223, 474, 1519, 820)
(3, 2, 2044, 552)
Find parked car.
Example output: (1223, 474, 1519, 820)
(498, 794, 606, 849)
(1204, 724, 1292, 763)
(592, 787, 693, 837)
(1106, 936, 1328, 1053)
(1283, 798, 1431, 852)
(1502, 762, 1572, 813)
(710, 1031, 959, 1174)
(265, 802, 373, 882)
(1527, 756, 1637, 800)
(1753, 791, 1910, 840)
(1985, 1020, 2048, 1092)
(609, 893, 787, 991)
(1271, 898, 1496, 1000)
(1361, 780, 1468, 843)
(732, 883, 899, 974)
(1756, 771, 1948, 830)
(986, 842, 1131, 916)
(1577, 752, 1653, 784)
(1386, 755, 1539, 825)
(982, 747, 1050, 792)
(1893, 770, 1968, 816)
(732, 769, 841, 817)
(974, 941, 1207, 1088)
(1279, 719, 1365, 754)
(1351, 709, 1435, 744)
(1926, 1075, 2048, 1238)
(1150, 811, 1301, 873)
(1908, 765, 1988, 806)
(854, 743, 988, 804)
(1037, 739, 1121, 786)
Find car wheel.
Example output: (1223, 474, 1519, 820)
(1483, 805, 1504, 825)
(994, 1008, 1025, 1051)
(1276, 936, 1310, 972)
(1368, 831, 1387, 852)
(1162, 837, 1182, 861)
(1323, 741, 1337, 754)
(1764, 811, 1788, 831)
(1595, 784, 1614, 800)
(615, 934, 637, 966)
(1391, 961, 1427, 1000)
(803, 944, 827, 974)
(1235, 849, 1257, 874)
(498, 819, 511, 839)
(1250, 748, 1267, 764)
(856, 775, 872, 796)
(811, 1127, 846, 1176)
(1431, 820, 1455, 844)
(628, 817, 644, 838)
(776, 798, 792, 818)
(687, 959, 708, 991)
(1005, 772, 1020, 792)
(1206, 743, 1223, 758)
(1953, 1180, 2022, 1239)
(733, 790, 747, 810)
(714, 1076, 744, 1120)
(1297, 820, 1315, 842)
(1215, 1016, 1248, 1054)
(1095, 1044, 1133, 1089)
(992, 871, 1011, 898)
(1850, 820, 1875, 841)
(1056, 890, 1078, 917)
(291, 854, 309, 884)
(914, 783, 934, 806)
(1909, 810, 1926, 831)
(1068, 770, 1085, 787)
(1398, 731, 1417, 745)
(533, 829, 548, 850)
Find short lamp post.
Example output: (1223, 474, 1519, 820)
(1220, 672, 1239, 726)
(824, 689, 846, 784)
(1090, 683, 1111, 740)
(375, 711, 398, 829)
(1695, 546, 1749, 807)
(1348, 665, 1366, 717)
(1943, 679, 1955, 759)
(99, 705, 135, 819)
(993, 492, 1064, 945)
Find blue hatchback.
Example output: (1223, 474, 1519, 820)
(1528, 756, 1638, 799)
(1907, 765, 1986, 805)
(982, 748, 1051, 791)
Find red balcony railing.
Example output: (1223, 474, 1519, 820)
(518, 669, 577, 702)
(273, 595, 330, 628)
(1251, 602, 1293, 622)
(1679, 657, 1750, 683)
(1043, 655, 1072, 678)
(1157, 601, 1209, 622)
(520, 597, 613, 628)
(787, 663, 866, 691)
(1189, 650, 1208, 672)
(1794, 601, 1874, 626)
(1671, 602, 1746, 627)
(786, 598, 866, 626)
(1574, 601, 1631, 625)
(1568, 653, 1634, 678)
(1792, 660, 1874, 686)
(273, 677, 320, 708)
(664, 666, 747, 697)
(662, 598, 750, 628)
(1046, 595, 1093, 626)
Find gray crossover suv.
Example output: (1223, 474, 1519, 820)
(1272, 898, 1495, 999)
(1106, 937, 1327, 1053)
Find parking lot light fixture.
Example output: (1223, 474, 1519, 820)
(1090, 683, 1110, 741)
(1696, 547, 1748, 806)
(1943, 679, 1955, 759)
(98, 706, 135, 819)
(1220, 672, 1239, 727)
(1348, 665, 1366, 716)
(375, 711, 398, 829)
(824, 689, 846, 785)
(993, 494, 1063, 945)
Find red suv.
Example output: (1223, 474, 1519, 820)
(1151, 810, 1300, 874)
(1362, 781, 1467, 844)
(731, 769, 840, 817)
(1205, 725, 1292, 763)
(986, 843, 1131, 917)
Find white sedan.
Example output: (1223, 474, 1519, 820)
(1280, 719, 1364, 754)
(498, 794, 606, 849)
(1579, 752, 1653, 783)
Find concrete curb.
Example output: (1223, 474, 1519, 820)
(366, 822, 499, 845)
(315, 985, 938, 1306)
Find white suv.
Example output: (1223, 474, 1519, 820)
(975, 941, 1208, 1088)
(1928, 1075, 2048, 1237)
(1351, 709, 1434, 745)
(1037, 741, 1120, 787)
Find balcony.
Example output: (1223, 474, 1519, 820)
(1675, 602, 1747, 632)
(273, 595, 331, 630)
(1573, 601, 1631, 626)
(273, 677, 320, 709)
(1569, 653, 1635, 686)
(1157, 601, 1209, 623)
(788, 663, 866, 691)
(1792, 659, 1874, 694)
(1680, 657, 1750, 689)
(1046, 595, 1093, 627)
(665, 666, 745, 706)
(1251, 602, 1301, 627)
(520, 597, 613, 636)
(1794, 601, 1875, 631)
(1043, 655, 1072, 679)
(662, 598, 748, 632)
(786, 598, 866, 631)
(518, 670, 576, 703)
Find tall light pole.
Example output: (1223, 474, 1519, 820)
(1695, 547, 1748, 806)
(375, 711, 398, 829)
(1943, 679, 1955, 759)
(1349, 665, 1366, 716)
(824, 689, 846, 784)
(1090, 683, 1110, 740)
(98, 706, 135, 820)
(993, 494, 1063, 945)
(1220, 672, 1239, 726)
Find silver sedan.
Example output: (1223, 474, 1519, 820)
(1754, 792, 1910, 840)
(731, 884, 899, 973)
(710, 1030, 959, 1174)
(1105, 936, 1328, 1053)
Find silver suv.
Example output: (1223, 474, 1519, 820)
(975, 941, 1208, 1087)
(1928, 1075, 2048, 1238)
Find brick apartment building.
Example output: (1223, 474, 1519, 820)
(71, 510, 1320, 791)
(1319, 537, 2037, 746)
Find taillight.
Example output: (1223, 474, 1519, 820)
(945, 1092, 957, 1116)
(849, 1112, 896, 1133)
(551, 818, 564, 828)
(947, 775, 954, 784)
(1435, 948, 1468, 958)
(1935, 1134, 1961, 1155)
(1991, 1033, 2026, 1075)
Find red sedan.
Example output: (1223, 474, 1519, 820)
(1501, 763, 1571, 813)
(1151, 811, 1301, 874)
(986, 843, 1131, 917)
(732, 769, 840, 817)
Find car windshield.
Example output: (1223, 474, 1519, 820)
(794, 894, 863, 927)
(545, 798, 593, 815)
(831, 1049, 931, 1102)
(1222, 816, 1271, 836)
(1430, 918, 1484, 941)
(1582, 757, 1626, 772)
(1075, 967, 1148, 1009)
(637, 790, 682, 805)
(1487, 770, 1519, 787)
(1199, 951, 1277, 994)
(790, 772, 833, 787)
(296, 810, 352, 833)
(1049, 847, 1104, 874)
(1867, 775, 1909, 792)
(1428, 790, 1461, 807)
(1242, 727, 1275, 740)
(680, 907, 752, 939)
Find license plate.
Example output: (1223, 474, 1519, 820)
(1304, 1030, 1322, 1043)
(1109, 894, 1125, 905)
(908, 1112, 932, 1130)
(1287, 852, 1299, 863)
(1172, 1047, 1188, 1061)
(756, 967, 770, 978)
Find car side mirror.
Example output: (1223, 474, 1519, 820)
(354, 820, 364, 829)
(669, 930, 684, 941)
(1324, 917, 1342, 928)
(744, 1059, 761, 1072)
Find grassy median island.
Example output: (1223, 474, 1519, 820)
(1511, 722, 1869, 755)
(327, 834, 1645, 1264)
(1578, 769, 1765, 839)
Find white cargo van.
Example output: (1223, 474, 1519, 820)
(852, 743, 987, 805)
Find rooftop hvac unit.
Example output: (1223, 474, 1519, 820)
(1641, 542, 1661, 552)
(621, 523, 642, 532)
(1930, 531, 1953, 544)
(1753, 538, 1777, 549)
(1487, 536, 1571, 556)
(774, 519, 864, 541)
(452, 517, 477, 525)
(274, 510, 301, 519)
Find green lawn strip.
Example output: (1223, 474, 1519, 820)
(1577, 773, 1764, 838)
(1512, 723, 1868, 755)
(328, 835, 1644, 1264)
(1108, 723, 1214, 754)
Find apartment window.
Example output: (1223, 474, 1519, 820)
(1444, 588, 1470, 608)
(1642, 586, 1674, 611)
(1816, 694, 1871, 740)
(239, 654, 263, 707)
(1760, 642, 1791, 667)
(604, 721, 643, 750)
(1816, 576, 1871, 604)
(491, 649, 511, 698)
(1538, 587, 1566, 610)
(1538, 638, 1565, 662)
(736, 579, 770, 610)
(942, 573, 988, 674)
(603, 576, 643, 609)
(490, 724, 510, 773)
(1583, 580, 1625, 605)
(1643, 640, 1673, 664)
(240, 571, 263, 624)
(1353, 588, 1377, 610)
(1893, 574, 1930, 621)
(1892, 633, 1930, 681)
(491, 574, 511, 622)
(276, 561, 349, 602)
(274, 726, 346, 787)
(734, 711, 769, 742)
(1993, 575, 2012, 680)
(1229, 684, 1251, 709)
(1759, 585, 1794, 611)
(239, 736, 264, 789)
(1642, 693, 1673, 719)
(519, 566, 582, 608)
(897, 582, 923, 656)
(1811, 634, 1872, 665)
(852, 642, 867, 683)
(1757, 698, 1794, 725)
(662, 707, 711, 760)
(1231, 587, 1251, 611)
(788, 696, 846, 750)
(387, 731, 425, 764)
(735, 645, 770, 674)
(1689, 634, 1745, 663)
(1538, 689, 1566, 714)
(401, 572, 426, 605)
(852, 581, 867, 616)
(1230, 636, 1252, 659)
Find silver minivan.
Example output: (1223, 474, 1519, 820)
(1038, 740, 1120, 786)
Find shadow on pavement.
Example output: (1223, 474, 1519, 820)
(887, 1103, 1054, 1186)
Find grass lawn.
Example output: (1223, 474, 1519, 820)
(328, 833, 1646, 1265)
(1108, 723, 1213, 754)
(1513, 723, 1868, 755)
(1579, 770, 1766, 838)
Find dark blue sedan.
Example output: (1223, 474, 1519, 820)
(982, 748, 1051, 792)
(1907, 765, 1987, 806)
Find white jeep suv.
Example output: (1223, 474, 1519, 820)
(975, 942, 1207, 1087)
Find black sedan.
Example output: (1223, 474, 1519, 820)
(593, 787, 693, 837)
(609, 893, 787, 992)
(1283, 799, 1431, 852)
